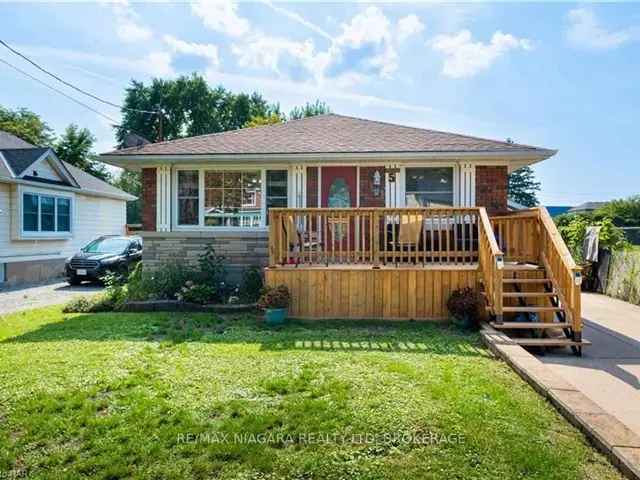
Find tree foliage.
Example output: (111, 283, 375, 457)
(55, 124, 111, 182)
(0, 105, 55, 146)
(592, 195, 640, 227)
(557, 215, 628, 262)
(289, 100, 331, 120)
(115, 74, 278, 146)
(243, 112, 285, 129)
(508, 166, 541, 207)
(112, 170, 141, 224)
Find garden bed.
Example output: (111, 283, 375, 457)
(121, 299, 257, 313)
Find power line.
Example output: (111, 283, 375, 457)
(0, 39, 158, 116)
(0, 57, 120, 125)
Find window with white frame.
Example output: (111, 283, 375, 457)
(177, 170, 199, 225)
(22, 192, 72, 234)
(266, 170, 288, 223)
(203, 170, 262, 227)
(405, 167, 454, 208)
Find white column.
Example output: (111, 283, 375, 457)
(384, 163, 401, 207)
(289, 164, 306, 208)
(156, 165, 171, 232)
(457, 162, 476, 207)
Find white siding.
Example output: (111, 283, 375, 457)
(0, 182, 127, 263)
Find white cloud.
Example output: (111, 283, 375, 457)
(164, 35, 220, 68)
(260, 0, 332, 40)
(432, 30, 532, 78)
(397, 14, 425, 43)
(232, 36, 318, 78)
(191, 0, 250, 37)
(566, 8, 640, 50)
(110, 0, 153, 42)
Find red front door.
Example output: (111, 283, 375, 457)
(321, 167, 357, 208)
(321, 167, 357, 255)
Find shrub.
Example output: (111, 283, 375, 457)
(176, 281, 217, 305)
(63, 294, 116, 313)
(257, 285, 290, 310)
(447, 287, 482, 329)
(239, 266, 263, 302)
(198, 244, 226, 289)
(558, 216, 629, 262)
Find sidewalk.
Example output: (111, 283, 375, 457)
(538, 293, 640, 436)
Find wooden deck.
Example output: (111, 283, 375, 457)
(265, 206, 585, 351)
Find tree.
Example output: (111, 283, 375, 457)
(243, 112, 285, 129)
(0, 105, 54, 146)
(55, 124, 111, 182)
(115, 74, 278, 146)
(593, 195, 640, 227)
(289, 100, 331, 120)
(508, 166, 541, 207)
(112, 170, 141, 224)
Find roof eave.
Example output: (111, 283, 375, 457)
(0, 175, 137, 202)
(100, 149, 557, 169)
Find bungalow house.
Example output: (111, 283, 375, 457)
(101, 114, 586, 352)
(0, 131, 135, 286)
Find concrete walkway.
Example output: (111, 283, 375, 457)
(0, 280, 104, 315)
(538, 293, 640, 437)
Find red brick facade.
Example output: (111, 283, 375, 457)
(306, 167, 318, 207)
(359, 166, 385, 207)
(141, 168, 157, 231)
(475, 166, 508, 215)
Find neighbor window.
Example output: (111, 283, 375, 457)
(22, 192, 72, 233)
(405, 167, 454, 208)
(177, 170, 199, 225)
(204, 170, 262, 227)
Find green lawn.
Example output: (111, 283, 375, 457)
(0, 307, 622, 480)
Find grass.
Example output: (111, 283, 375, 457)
(0, 307, 622, 480)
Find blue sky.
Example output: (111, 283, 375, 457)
(1, 1, 639, 206)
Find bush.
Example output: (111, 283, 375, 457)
(176, 281, 217, 305)
(198, 244, 226, 289)
(239, 266, 263, 302)
(63, 294, 116, 313)
(257, 285, 290, 310)
(558, 216, 629, 262)
(447, 287, 482, 329)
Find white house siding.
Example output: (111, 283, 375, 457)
(0, 182, 127, 286)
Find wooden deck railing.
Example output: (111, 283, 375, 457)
(268, 208, 482, 267)
(478, 208, 504, 318)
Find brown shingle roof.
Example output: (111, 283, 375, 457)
(102, 114, 553, 157)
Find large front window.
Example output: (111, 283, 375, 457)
(177, 170, 199, 225)
(204, 171, 262, 227)
(22, 192, 72, 234)
(405, 167, 454, 208)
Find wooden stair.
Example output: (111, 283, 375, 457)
(484, 261, 587, 355)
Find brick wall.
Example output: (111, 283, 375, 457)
(475, 166, 508, 215)
(306, 167, 318, 207)
(141, 231, 268, 283)
(141, 168, 157, 231)
(359, 166, 385, 207)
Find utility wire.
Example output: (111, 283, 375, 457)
(0, 39, 158, 116)
(0, 57, 121, 125)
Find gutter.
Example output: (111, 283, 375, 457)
(100, 149, 558, 169)
(0, 175, 137, 202)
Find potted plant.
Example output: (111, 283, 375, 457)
(446, 287, 482, 330)
(257, 285, 290, 326)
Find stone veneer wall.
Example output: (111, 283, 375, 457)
(141, 231, 268, 283)
(141, 168, 157, 231)
(475, 166, 508, 215)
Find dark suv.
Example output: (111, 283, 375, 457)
(65, 236, 143, 285)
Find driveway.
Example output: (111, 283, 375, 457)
(0, 280, 104, 315)
(538, 293, 640, 436)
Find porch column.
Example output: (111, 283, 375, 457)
(384, 163, 402, 207)
(289, 165, 306, 208)
(458, 162, 476, 207)
(156, 165, 171, 232)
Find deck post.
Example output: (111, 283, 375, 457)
(268, 210, 277, 267)
(372, 210, 380, 268)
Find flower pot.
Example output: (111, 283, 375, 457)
(264, 308, 287, 326)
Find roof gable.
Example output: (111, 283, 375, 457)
(101, 114, 556, 159)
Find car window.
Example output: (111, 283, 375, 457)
(83, 238, 130, 254)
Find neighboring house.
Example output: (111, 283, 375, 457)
(568, 201, 608, 215)
(546, 206, 572, 217)
(0, 131, 135, 286)
(100, 114, 556, 280)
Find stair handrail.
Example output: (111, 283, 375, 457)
(536, 206, 583, 340)
(478, 207, 504, 321)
